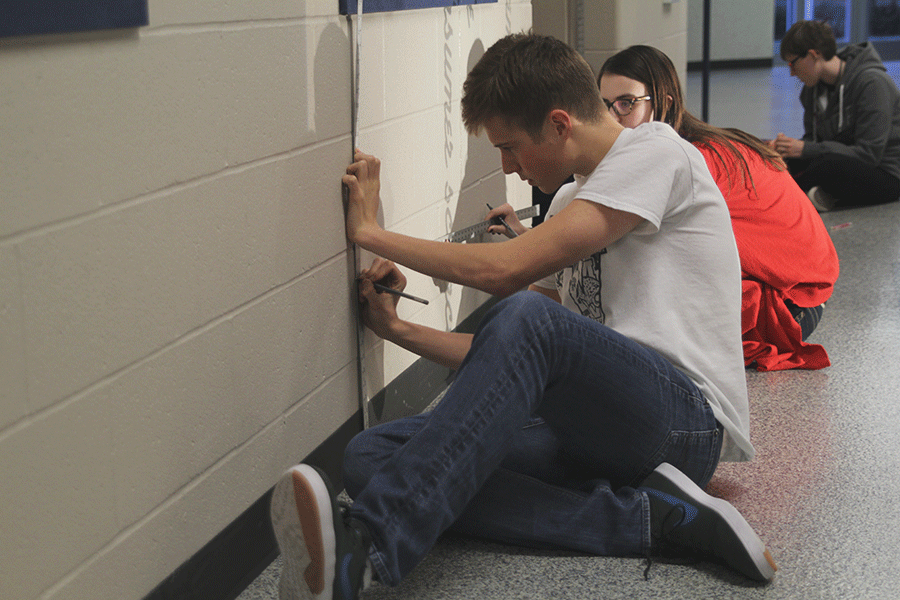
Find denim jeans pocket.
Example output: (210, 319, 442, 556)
(640, 425, 722, 489)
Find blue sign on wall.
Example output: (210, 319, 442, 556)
(339, 0, 496, 15)
(0, 0, 149, 38)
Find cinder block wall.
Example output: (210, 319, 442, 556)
(0, 1, 531, 599)
(582, 0, 688, 83)
(532, 0, 687, 86)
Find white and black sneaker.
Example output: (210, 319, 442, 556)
(639, 462, 777, 582)
(807, 186, 838, 212)
(271, 464, 373, 599)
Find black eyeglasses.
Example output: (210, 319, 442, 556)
(788, 52, 808, 69)
(604, 96, 651, 117)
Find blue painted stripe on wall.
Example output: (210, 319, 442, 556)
(0, 0, 148, 38)
(339, 0, 496, 15)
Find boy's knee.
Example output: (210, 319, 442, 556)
(342, 418, 418, 497)
(481, 291, 559, 337)
(490, 290, 555, 321)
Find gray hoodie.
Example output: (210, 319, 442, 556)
(800, 42, 900, 181)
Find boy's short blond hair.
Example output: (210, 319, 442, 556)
(461, 33, 603, 140)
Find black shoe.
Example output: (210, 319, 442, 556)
(271, 464, 372, 599)
(639, 462, 777, 582)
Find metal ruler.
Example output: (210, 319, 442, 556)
(443, 205, 540, 243)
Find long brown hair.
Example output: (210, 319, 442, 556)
(598, 45, 785, 189)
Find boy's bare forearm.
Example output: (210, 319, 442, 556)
(355, 226, 529, 297)
(384, 319, 473, 370)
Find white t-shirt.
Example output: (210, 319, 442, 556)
(534, 123, 753, 462)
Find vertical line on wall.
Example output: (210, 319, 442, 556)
(348, 0, 370, 430)
(702, 0, 710, 122)
(574, 0, 585, 55)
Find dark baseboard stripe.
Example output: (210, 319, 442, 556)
(144, 295, 499, 600)
(687, 57, 774, 71)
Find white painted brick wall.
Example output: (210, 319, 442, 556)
(0, 2, 532, 599)
(355, 2, 533, 385)
(577, 0, 687, 77)
(0, 247, 28, 430)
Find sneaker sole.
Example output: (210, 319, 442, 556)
(807, 186, 835, 212)
(648, 463, 777, 582)
(271, 464, 337, 600)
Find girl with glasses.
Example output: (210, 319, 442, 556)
(598, 45, 839, 372)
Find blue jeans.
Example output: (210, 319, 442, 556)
(343, 291, 723, 586)
(785, 299, 826, 341)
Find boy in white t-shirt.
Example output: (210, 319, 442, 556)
(270, 34, 776, 600)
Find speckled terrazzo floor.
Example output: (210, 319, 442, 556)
(239, 67, 900, 600)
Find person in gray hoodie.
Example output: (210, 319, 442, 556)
(771, 20, 900, 211)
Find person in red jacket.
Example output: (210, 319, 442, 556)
(599, 45, 839, 371)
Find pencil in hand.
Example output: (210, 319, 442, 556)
(486, 203, 518, 238)
(372, 282, 429, 305)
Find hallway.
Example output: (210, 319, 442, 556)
(240, 65, 900, 600)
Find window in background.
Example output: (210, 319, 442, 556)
(813, 0, 851, 42)
(776, 0, 900, 60)
(869, 0, 900, 37)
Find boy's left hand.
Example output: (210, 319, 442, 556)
(342, 150, 383, 243)
(358, 258, 407, 340)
